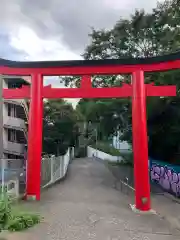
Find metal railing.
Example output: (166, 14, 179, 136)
(0, 158, 26, 199)
(0, 147, 75, 199)
(119, 178, 135, 196)
(41, 147, 74, 189)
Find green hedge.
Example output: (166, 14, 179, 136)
(90, 142, 121, 156)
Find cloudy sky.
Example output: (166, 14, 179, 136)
(0, 0, 163, 106)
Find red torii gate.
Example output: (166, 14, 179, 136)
(1, 53, 178, 212)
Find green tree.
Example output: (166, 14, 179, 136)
(61, 0, 180, 163)
(76, 98, 130, 142)
(43, 99, 80, 156)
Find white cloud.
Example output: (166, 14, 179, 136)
(9, 26, 82, 107)
(9, 26, 81, 61)
(0, 0, 164, 53)
(1, 0, 164, 108)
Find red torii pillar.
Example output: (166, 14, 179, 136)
(26, 74, 43, 201)
(2, 73, 176, 211)
(132, 70, 150, 211)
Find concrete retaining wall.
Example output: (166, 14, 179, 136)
(87, 146, 123, 162)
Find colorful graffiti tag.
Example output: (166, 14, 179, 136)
(150, 162, 180, 197)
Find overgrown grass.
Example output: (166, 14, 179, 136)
(107, 160, 132, 167)
(0, 193, 41, 233)
(90, 142, 121, 156)
(105, 150, 133, 167)
(7, 211, 41, 232)
(120, 151, 133, 167)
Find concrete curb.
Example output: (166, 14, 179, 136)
(162, 192, 180, 204)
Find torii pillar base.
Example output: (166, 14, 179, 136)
(129, 204, 156, 215)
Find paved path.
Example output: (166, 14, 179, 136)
(4, 158, 180, 240)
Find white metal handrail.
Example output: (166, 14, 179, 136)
(41, 147, 74, 189)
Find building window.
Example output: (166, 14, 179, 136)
(7, 104, 17, 117)
(7, 129, 26, 144)
(8, 129, 16, 142)
(8, 82, 22, 89)
(7, 154, 22, 160)
(7, 104, 11, 117)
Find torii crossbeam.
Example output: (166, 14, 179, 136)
(3, 82, 176, 99)
(1, 52, 179, 212)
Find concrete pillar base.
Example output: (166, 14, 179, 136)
(26, 195, 37, 201)
(129, 204, 156, 215)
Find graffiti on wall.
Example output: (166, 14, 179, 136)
(150, 164, 180, 197)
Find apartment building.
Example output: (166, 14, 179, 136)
(2, 75, 30, 169)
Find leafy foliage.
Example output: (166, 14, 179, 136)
(0, 192, 41, 232)
(77, 98, 131, 141)
(7, 212, 40, 232)
(62, 0, 180, 163)
(119, 152, 134, 166)
(43, 99, 81, 156)
(90, 142, 121, 156)
(0, 195, 12, 231)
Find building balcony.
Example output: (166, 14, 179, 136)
(3, 116, 26, 130)
(3, 99, 29, 120)
(3, 141, 25, 155)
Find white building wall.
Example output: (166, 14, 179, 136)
(1, 76, 29, 162)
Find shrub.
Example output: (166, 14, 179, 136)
(7, 213, 41, 232)
(0, 193, 13, 232)
(119, 151, 133, 166)
(90, 142, 121, 156)
(0, 192, 41, 232)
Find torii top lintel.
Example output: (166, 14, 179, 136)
(1, 51, 180, 75)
